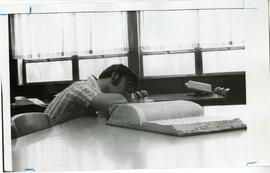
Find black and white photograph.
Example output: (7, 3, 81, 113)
(1, 0, 270, 172)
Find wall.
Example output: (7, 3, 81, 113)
(244, 0, 270, 116)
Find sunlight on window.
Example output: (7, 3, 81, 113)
(79, 57, 128, 79)
(11, 12, 129, 83)
(140, 9, 246, 76)
(26, 61, 72, 83)
(202, 50, 245, 73)
(143, 54, 195, 76)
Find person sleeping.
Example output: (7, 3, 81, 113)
(44, 64, 138, 126)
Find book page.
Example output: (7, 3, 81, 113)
(128, 100, 204, 122)
(147, 116, 237, 125)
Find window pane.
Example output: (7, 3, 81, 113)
(202, 50, 245, 73)
(143, 54, 195, 76)
(79, 57, 128, 79)
(26, 61, 72, 83)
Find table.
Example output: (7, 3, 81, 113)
(150, 93, 225, 105)
(12, 105, 270, 171)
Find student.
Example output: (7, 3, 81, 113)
(44, 64, 138, 126)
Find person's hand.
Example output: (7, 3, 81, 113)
(108, 104, 120, 115)
(129, 90, 150, 103)
(213, 87, 230, 97)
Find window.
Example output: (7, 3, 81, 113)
(79, 57, 128, 79)
(11, 10, 247, 84)
(25, 61, 72, 83)
(143, 54, 195, 76)
(140, 10, 246, 77)
(202, 50, 245, 73)
(10, 12, 128, 84)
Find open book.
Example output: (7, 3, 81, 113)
(106, 100, 247, 136)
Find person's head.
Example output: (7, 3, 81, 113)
(98, 64, 138, 94)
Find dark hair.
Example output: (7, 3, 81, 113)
(99, 64, 138, 90)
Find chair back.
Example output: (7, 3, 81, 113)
(12, 112, 52, 137)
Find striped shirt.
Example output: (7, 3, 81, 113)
(44, 75, 102, 125)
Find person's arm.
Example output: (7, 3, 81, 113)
(91, 93, 128, 115)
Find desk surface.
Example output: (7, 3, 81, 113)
(12, 105, 270, 171)
(150, 93, 224, 105)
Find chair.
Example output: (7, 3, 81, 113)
(11, 112, 52, 138)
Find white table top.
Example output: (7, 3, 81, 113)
(12, 105, 270, 171)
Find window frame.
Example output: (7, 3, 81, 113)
(137, 11, 246, 78)
(16, 11, 131, 85)
(139, 46, 245, 79)
(15, 10, 246, 85)
(22, 53, 129, 85)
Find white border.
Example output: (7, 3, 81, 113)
(0, 60, 3, 172)
(0, 15, 12, 171)
(0, 0, 267, 172)
(0, 0, 249, 14)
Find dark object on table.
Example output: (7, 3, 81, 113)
(213, 87, 230, 97)
(11, 97, 48, 116)
(185, 80, 213, 95)
(185, 80, 230, 97)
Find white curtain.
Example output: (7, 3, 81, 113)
(140, 10, 199, 51)
(11, 12, 128, 83)
(140, 9, 246, 75)
(11, 12, 128, 59)
(199, 10, 245, 48)
(140, 10, 244, 51)
(199, 10, 245, 73)
(140, 10, 198, 76)
(91, 12, 128, 54)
